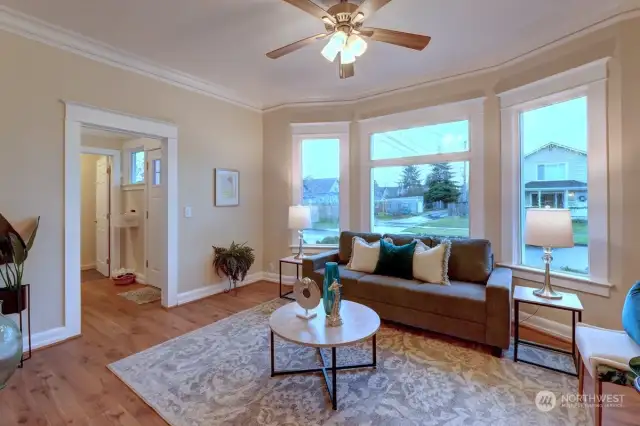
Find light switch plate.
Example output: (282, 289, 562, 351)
(184, 206, 192, 218)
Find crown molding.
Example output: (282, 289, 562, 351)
(262, 7, 640, 113)
(1, 5, 638, 114)
(0, 6, 263, 112)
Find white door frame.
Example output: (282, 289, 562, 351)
(65, 102, 179, 338)
(81, 147, 122, 276)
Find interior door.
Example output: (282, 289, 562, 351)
(146, 149, 164, 289)
(95, 156, 111, 277)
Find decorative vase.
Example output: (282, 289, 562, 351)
(323, 262, 341, 315)
(0, 300, 23, 390)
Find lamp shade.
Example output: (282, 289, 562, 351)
(525, 208, 574, 248)
(288, 205, 311, 230)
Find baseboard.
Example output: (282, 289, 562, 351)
(517, 309, 572, 342)
(135, 273, 146, 284)
(81, 263, 96, 271)
(176, 272, 265, 305)
(24, 326, 78, 352)
(263, 272, 296, 285)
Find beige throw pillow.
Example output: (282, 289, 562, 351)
(413, 239, 451, 285)
(347, 237, 385, 273)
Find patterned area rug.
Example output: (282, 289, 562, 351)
(117, 286, 161, 305)
(109, 299, 590, 425)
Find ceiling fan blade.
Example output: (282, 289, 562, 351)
(361, 27, 431, 51)
(352, 0, 393, 19)
(266, 33, 330, 59)
(282, 0, 335, 23)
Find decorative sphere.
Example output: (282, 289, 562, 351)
(0, 308, 22, 390)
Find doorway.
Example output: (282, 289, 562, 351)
(64, 102, 179, 340)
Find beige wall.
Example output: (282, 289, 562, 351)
(0, 30, 263, 334)
(80, 154, 101, 268)
(263, 18, 640, 330)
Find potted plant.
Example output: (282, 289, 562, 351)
(212, 242, 255, 293)
(0, 214, 40, 314)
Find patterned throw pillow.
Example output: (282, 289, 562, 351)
(373, 238, 417, 280)
(412, 239, 451, 285)
(622, 281, 640, 345)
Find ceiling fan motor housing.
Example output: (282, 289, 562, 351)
(325, 3, 362, 32)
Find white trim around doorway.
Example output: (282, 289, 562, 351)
(65, 102, 179, 340)
(80, 146, 122, 278)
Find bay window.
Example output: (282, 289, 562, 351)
(359, 99, 485, 238)
(500, 59, 610, 296)
(291, 122, 350, 247)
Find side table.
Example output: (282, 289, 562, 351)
(279, 256, 302, 301)
(513, 285, 583, 376)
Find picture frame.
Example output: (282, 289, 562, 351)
(214, 168, 240, 207)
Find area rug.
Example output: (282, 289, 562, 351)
(117, 286, 161, 305)
(108, 299, 589, 425)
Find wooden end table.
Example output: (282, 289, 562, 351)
(513, 285, 583, 377)
(279, 256, 302, 301)
(269, 300, 380, 410)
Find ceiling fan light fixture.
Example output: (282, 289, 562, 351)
(340, 47, 356, 65)
(346, 34, 368, 57)
(321, 30, 347, 62)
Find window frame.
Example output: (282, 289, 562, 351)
(358, 98, 485, 238)
(499, 58, 611, 296)
(291, 122, 350, 248)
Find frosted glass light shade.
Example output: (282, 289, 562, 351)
(525, 208, 574, 248)
(346, 34, 367, 57)
(288, 206, 311, 230)
(340, 48, 356, 65)
(321, 31, 347, 62)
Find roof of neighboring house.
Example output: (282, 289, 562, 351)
(524, 142, 587, 158)
(374, 186, 400, 199)
(303, 178, 338, 195)
(525, 180, 587, 189)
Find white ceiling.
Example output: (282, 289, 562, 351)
(1, 0, 637, 109)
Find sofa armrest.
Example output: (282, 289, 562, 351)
(485, 267, 513, 349)
(302, 250, 340, 278)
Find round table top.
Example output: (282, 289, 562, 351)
(269, 300, 381, 348)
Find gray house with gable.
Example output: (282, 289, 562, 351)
(523, 142, 587, 219)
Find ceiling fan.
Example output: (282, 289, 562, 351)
(266, 0, 431, 79)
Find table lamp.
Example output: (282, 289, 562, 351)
(525, 207, 574, 299)
(289, 205, 311, 259)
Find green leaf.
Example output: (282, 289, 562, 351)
(9, 233, 26, 265)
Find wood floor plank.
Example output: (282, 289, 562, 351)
(1, 278, 638, 425)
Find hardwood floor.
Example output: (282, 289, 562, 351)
(0, 280, 638, 425)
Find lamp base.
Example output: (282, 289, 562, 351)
(533, 286, 563, 299)
(293, 252, 307, 260)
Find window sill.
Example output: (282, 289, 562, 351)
(497, 263, 612, 297)
(289, 244, 338, 255)
(122, 184, 145, 191)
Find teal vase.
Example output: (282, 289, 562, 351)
(0, 300, 23, 390)
(323, 262, 340, 315)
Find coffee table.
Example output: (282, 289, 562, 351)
(269, 300, 380, 410)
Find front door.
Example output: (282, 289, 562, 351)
(95, 156, 111, 276)
(146, 149, 163, 289)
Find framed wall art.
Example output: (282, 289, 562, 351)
(214, 168, 239, 207)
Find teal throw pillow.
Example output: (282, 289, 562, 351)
(622, 281, 640, 346)
(373, 238, 416, 280)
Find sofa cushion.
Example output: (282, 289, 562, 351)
(431, 237, 493, 283)
(339, 231, 381, 264)
(374, 239, 417, 280)
(413, 239, 451, 285)
(315, 264, 367, 287)
(347, 237, 384, 273)
(349, 274, 487, 324)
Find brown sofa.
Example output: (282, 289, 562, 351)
(302, 231, 513, 354)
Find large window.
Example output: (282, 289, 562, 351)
(130, 150, 145, 184)
(360, 100, 484, 239)
(520, 97, 588, 275)
(500, 59, 609, 292)
(291, 122, 350, 247)
(301, 138, 340, 244)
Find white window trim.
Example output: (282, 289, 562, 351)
(499, 58, 611, 296)
(291, 122, 350, 247)
(358, 98, 485, 237)
(536, 162, 568, 181)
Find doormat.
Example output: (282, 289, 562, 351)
(118, 287, 161, 305)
